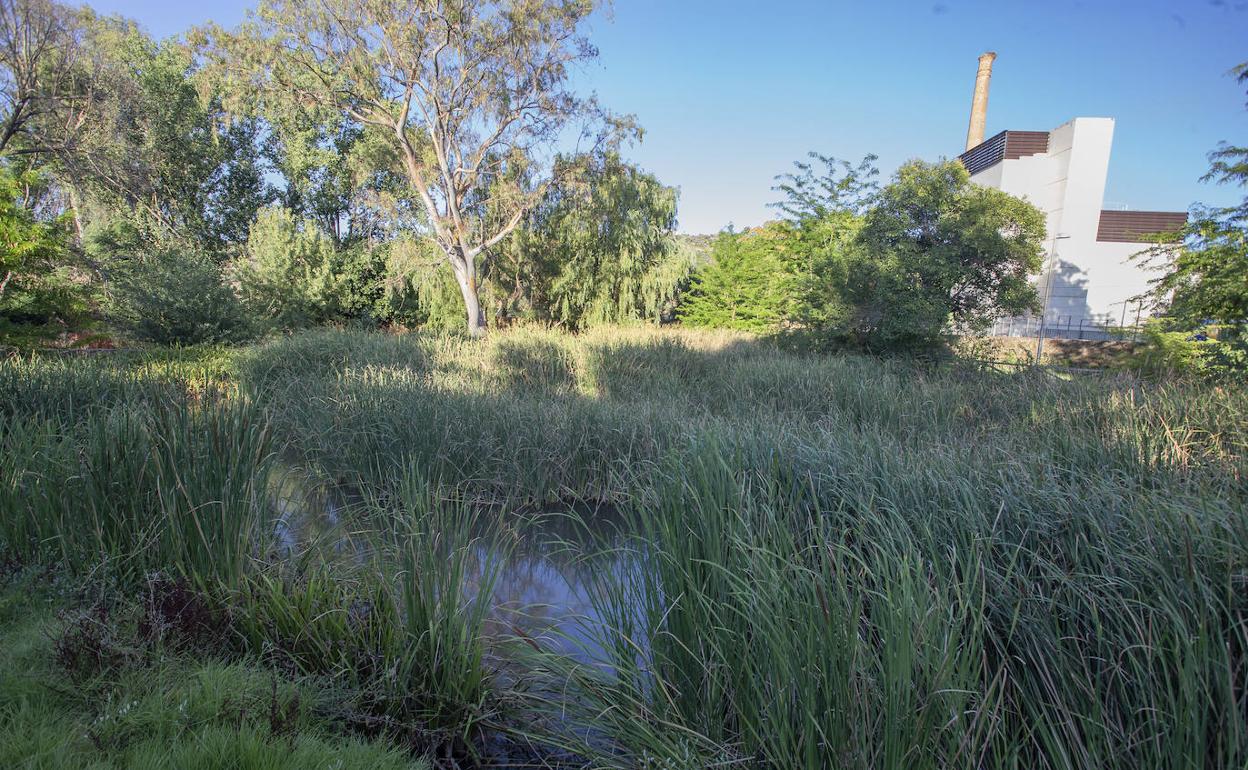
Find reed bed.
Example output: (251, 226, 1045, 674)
(1, 326, 1245, 767)
(0, 397, 273, 589)
(556, 446, 1248, 768)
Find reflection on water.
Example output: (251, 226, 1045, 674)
(272, 465, 346, 553)
(271, 466, 637, 665)
(483, 511, 636, 663)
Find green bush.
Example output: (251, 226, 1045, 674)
(678, 224, 803, 332)
(678, 161, 1045, 355)
(234, 206, 345, 330)
(842, 160, 1045, 353)
(106, 249, 251, 346)
(1132, 320, 1248, 379)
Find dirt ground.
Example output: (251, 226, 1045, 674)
(965, 336, 1139, 369)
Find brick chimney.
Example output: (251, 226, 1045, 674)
(965, 52, 996, 151)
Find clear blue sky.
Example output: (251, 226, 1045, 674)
(92, 0, 1247, 234)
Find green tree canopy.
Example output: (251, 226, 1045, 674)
(846, 159, 1044, 351)
(500, 152, 684, 329)
(678, 158, 1045, 353)
(2, 5, 266, 256)
(770, 152, 879, 221)
(1141, 62, 1248, 328)
(200, 0, 627, 336)
(680, 155, 881, 336)
(0, 165, 86, 343)
(678, 223, 805, 333)
(234, 205, 344, 329)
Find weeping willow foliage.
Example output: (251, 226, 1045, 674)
(380, 235, 470, 330)
(497, 153, 691, 329)
(371, 154, 690, 331)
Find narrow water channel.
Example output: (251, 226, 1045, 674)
(270, 464, 641, 666)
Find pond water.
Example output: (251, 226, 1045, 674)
(271, 466, 638, 665)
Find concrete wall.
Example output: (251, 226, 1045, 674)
(969, 117, 1158, 326)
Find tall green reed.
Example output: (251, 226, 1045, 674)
(0, 397, 274, 589)
(555, 446, 993, 768)
(4, 328, 1245, 766)
(227, 468, 507, 760)
(551, 440, 1247, 769)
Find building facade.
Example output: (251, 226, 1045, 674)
(960, 117, 1187, 334)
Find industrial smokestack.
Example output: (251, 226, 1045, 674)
(965, 51, 996, 151)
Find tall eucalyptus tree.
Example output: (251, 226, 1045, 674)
(202, 0, 627, 336)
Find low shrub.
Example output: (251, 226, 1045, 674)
(106, 249, 252, 346)
(1131, 320, 1248, 379)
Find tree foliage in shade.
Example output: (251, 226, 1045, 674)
(0, 165, 86, 343)
(200, 0, 627, 336)
(106, 249, 249, 345)
(78, 28, 229, 251)
(500, 152, 685, 329)
(848, 159, 1044, 351)
(0, 0, 93, 156)
(1, 6, 265, 256)
(257, 109, 406, 250)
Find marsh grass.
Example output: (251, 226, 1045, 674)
(543, 440, 1248, 768)
(0, 569, 426, 769)
(239, 327, 1246, 508)
(547, 448, 995, 768)
(224, 468, 508, 761)
(0, 397, 274, 589)
(1, 326, 1246, 767)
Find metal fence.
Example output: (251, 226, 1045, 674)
(990, 316, 1142, 343)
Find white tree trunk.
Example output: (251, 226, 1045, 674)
(442, 241, 486, 337)
(455, 268, 485, 338)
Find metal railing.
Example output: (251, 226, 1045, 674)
(991, 316, 1141, 343)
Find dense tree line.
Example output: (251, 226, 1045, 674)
(681, 156, 1045, 353)
(0, 0, 691, 346)
(1, 0, 1241, 366)
(0, 0, 1053, 354)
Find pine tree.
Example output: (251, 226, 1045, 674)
(678, 224, 801, 333)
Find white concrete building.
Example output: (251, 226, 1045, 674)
(955, 54, 1186, 338)
(961, 120, 1186, 334)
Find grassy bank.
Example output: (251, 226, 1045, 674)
(0, 567, 426, 769)
(2, 326, 1245, 767)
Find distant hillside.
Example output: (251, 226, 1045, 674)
(674, 233, 717, 266)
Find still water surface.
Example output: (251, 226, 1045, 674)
(272, 466, 638, 664)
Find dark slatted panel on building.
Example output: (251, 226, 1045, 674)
(1096, 210, 1188, 242)
(1003, 131, 1049, 159)
(960, 130, 1050, 176)
(959, 131, 1006, 176)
